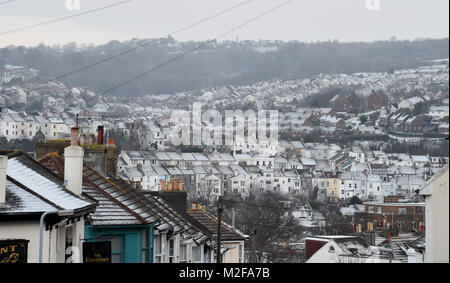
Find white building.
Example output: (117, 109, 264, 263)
(0, 151, 96, 263)
(306, 236, 402, 263)
(198, 175, 221, 201)
(367, 174, 383, 201)
(419, 165, 449, 263)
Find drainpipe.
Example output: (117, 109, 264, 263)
(39, 210, 57, 263)
(39, 209, 74, 263)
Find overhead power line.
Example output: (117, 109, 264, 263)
(100, 0, 295, 96)
(55, 0, 255, 80)
(0, 0, 15, 6)
(0, 0, 134, 36)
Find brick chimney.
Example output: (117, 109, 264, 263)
(0, 155, 7, 204)
(64, 127, 84, 196)
(159, 179, 187, 213)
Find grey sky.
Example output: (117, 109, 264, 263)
(0, 0, 448, 47)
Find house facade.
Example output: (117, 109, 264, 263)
(419, 165, 449, 263)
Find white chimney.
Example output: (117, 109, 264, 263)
(64, 127, 84, 196)
(0, 155, 7, 204)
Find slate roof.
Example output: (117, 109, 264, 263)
(0, 152, 96, 223)
(6, 153, 94, 212)
(38, 153, 211, 243)
(0, 179, 56, 215)
(39, 153, 144, 226)
(187, 208, 248, 241)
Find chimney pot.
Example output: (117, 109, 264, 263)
(88, 134, 95, 145)
(80, 134, 87, 146)
(172, 179, 178, 192)
(70, 127, 79, 146)
(97, 126, 104, 145)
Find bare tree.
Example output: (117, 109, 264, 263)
(229, 192, 305, 263)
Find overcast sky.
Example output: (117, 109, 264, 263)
(0, 0, 448, 47)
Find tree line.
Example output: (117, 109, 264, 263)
(1, 38, 448, 97)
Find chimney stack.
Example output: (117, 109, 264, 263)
(97, 126, 104, 145)
(80, 134, 87, 146)
(0, 155, 7, 204)
(160, 188, 187, 213)
(64, 128, 84, 196)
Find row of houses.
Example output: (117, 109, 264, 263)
(0, 65, 38, 84)
(378, 110, 425, 132)
(0, 128, 247, 263)
(118, 146, 447, 203)
(0, 111, 68, 140)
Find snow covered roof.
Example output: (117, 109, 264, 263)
(0, 179, 56, 215)
(300, 157, 316, 166)
(411, 155, 430, 163)
(7, 155, 94, 211)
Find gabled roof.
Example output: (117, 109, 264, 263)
(39, 153, 147, 226)
(6, 153, 94, 212)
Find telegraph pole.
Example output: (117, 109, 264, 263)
(252, 229, 257, 263)
(216, 196, 223, 263)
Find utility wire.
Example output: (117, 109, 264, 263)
(0, 0, 14, 6)
(56, 0, 255, 80)
(0, 0, 134, 36)
(100, 0, 295, 96)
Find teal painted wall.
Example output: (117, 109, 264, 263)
(84, 224, 154, 263)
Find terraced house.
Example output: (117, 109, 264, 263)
(0, 151, 96, 263)
(33, 126, 246, 263)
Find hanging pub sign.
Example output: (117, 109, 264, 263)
(83, 241, 111, 263)
(0, 240, 29, 264)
